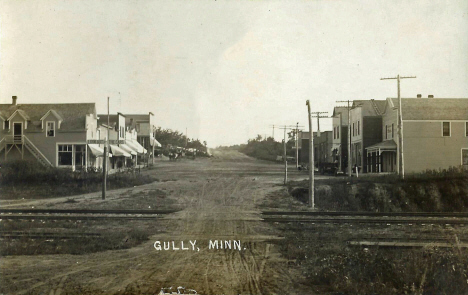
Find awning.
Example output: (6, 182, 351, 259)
(127, 139, 147, 154)
(151, 138, 162, 147)
(88, 144, 113, 157)
(366, 140, 397, 152)
(110, 145, 131, 157)
(120, 144, 137, 156)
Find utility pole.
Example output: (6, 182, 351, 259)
(381, 75, 416, 180)
(274, 125, 304, 185)
(103, 96, 109, 200)
(283, 127, 287, 184)
(311, 112, 328, 138)
(295, 122, 299, 169)
(268, 125, 276, 140)
(336, 100, 353, 176)
(338, 112, 343, 172)
(310, 112, 328, 172)
(306, 100, 314, 208)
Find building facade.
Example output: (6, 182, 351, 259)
(366, 96, 468, 174)
(332, 107, 349, 172)
(349, 99, 385, 172)
(123, 113, 161, 162)
(314, 131, 333, 165)
(0, 96, 103, 170)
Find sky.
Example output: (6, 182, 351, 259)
(1, 0, 467, 147)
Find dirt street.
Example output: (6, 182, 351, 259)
(0, 150, 314, 295)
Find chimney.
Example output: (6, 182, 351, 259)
(428, 95, 434, 98)
(12, 96, 17, 105)
(416, 94, 422, 98)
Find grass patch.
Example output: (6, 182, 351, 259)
(264, 213, 468, 294)
(0, 160, 156, 200)
(0, 220, 160, 256)
(287, 168, 468, 212)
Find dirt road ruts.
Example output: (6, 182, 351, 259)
(1, 150, 310, 295)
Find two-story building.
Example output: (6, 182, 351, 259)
(0, 96, 102, 170)
(123, 113, 161, 163)
(314, 130, 333, 165)
(349, 99, 385, 172)
(332, 106, 349, 172)
(366, 96, 468, 173)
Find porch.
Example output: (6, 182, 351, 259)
(365, 140, 397, 173)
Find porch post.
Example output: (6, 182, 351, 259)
(373, 151, 376, 173)
(85, 145, 88, 171)
(72, 145, 75, 171)
(366, 151, 369, 173)
(378, 149, 381, 173)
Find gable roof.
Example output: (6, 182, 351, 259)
(0, 103, 96, 131)
(40, 109, 64, 122)
(352, 99, 386, 116)
(7, 109, 30, 121)
(389, 98, 468, 120)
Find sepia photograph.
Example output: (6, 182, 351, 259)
(1, 0, 468, 294)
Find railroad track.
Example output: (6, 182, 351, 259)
(0, 231, 102, 239)
(0, 208, 179, 221)
(261, 211, 468, 225)
(262, 211, 468, 217)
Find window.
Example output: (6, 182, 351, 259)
(353, 123, 355, 136)
(385, 125, 388, 139)
(75, 145, 86, 167)
(465, 122, 468, 137)
(442, 122, 450, 137)
(58, 145, 73, 165)
(46, 121, 55, 137)
(463, 149, 468, 166)
(337, 127, 339, 139)
(392, 124, 394, 139)
(3, 121, 8, 129)
(358, 121, 360, 136)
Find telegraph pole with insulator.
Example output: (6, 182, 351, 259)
(306, 100, 314, 208)
(381, 75, 416, 180)
(310, 112, 328, 172)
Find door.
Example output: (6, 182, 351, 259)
(13, 123, 22, 142)
(462, 149, 468, 168)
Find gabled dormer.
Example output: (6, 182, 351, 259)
(7, 109, 30, 129)
(40, 109, 63, 137)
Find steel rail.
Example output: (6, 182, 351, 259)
(0, 209, 179, 214)
(262, 211, 468, 218)
(0, 232, 103, 239)
(262, 217, 468, 225)
(0, 215, 161, 221)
